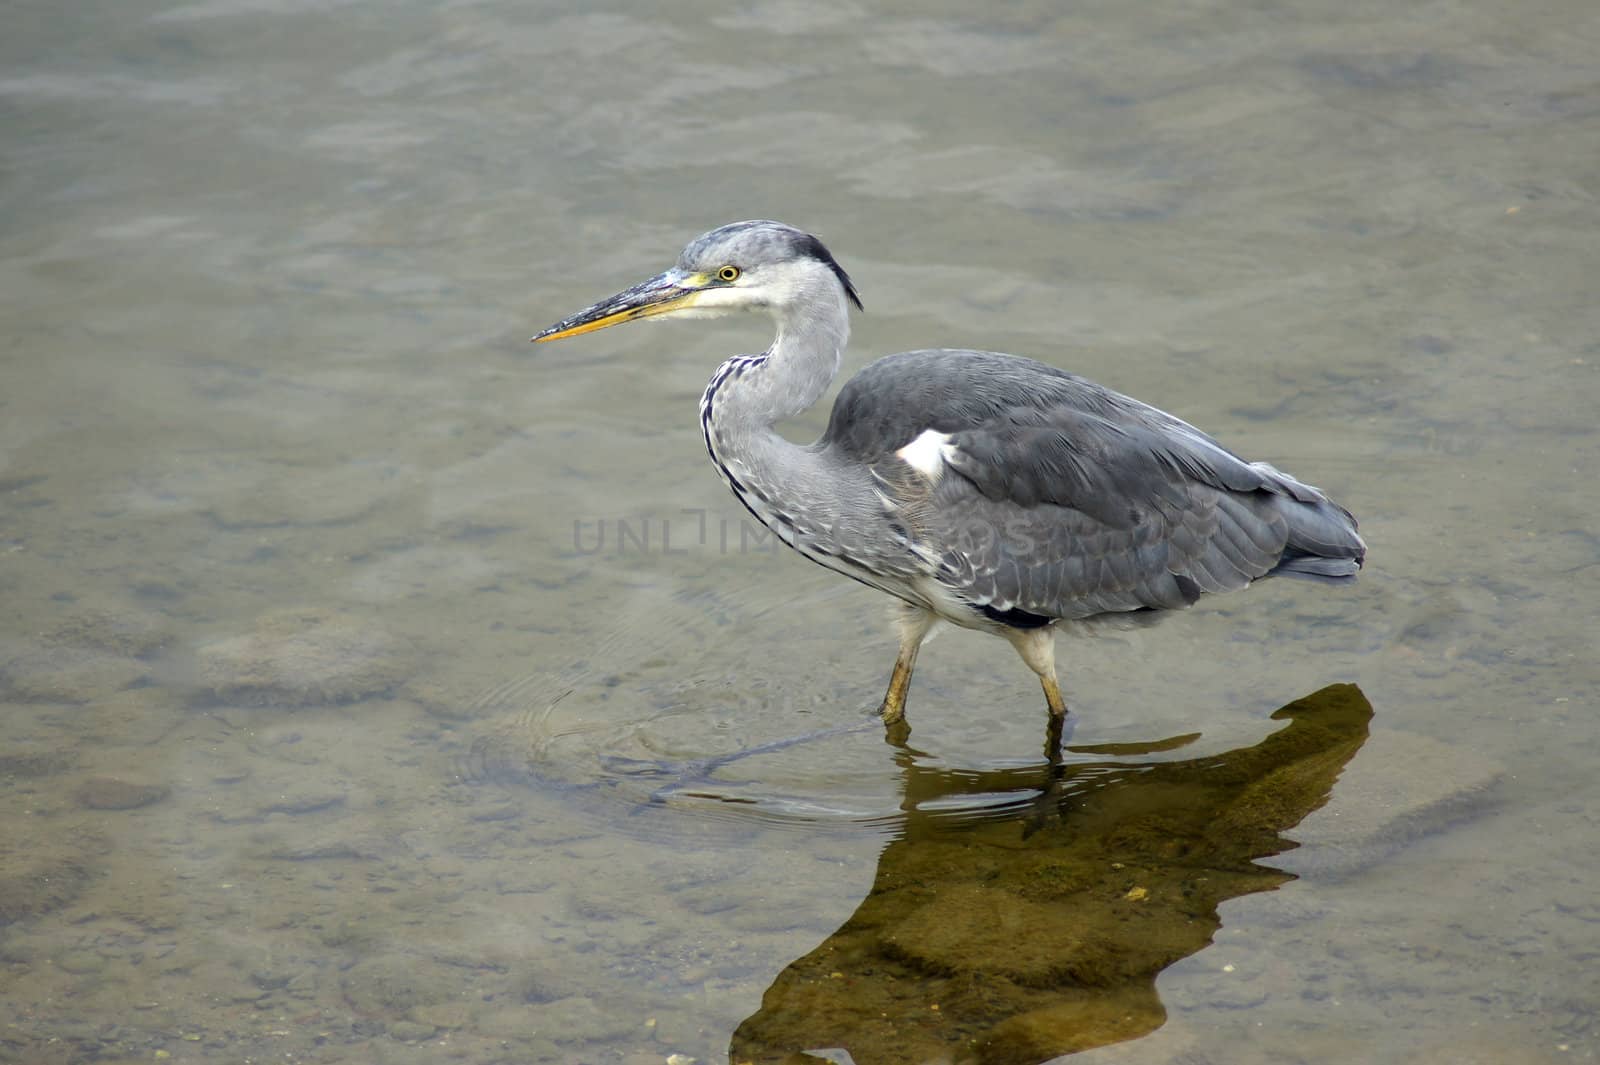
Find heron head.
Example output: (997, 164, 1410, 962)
(532, 220, 862, 343)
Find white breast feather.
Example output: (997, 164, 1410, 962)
(896, 429, 955, 481)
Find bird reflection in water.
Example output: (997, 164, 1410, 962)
(729, 683, 1372, 1065)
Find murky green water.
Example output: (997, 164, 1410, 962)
(3, 1, 1598, 1062)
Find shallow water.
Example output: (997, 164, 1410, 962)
(2, 0, 1598, 1063)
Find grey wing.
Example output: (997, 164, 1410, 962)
(850, 353, 1365, 621)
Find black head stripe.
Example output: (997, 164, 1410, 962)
(796, 232, 864, 311)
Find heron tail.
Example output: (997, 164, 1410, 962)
(1268, 551, 1362, 583)
(1264, 493, 1367, 584)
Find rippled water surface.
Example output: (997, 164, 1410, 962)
(3, 1, 1598, 1062)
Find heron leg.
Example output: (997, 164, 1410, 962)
(1040, 672, 1068, 718)
(878, 648, 917, 724)
(1004, 625, 1068, 719)
(878, 604, 937, 726)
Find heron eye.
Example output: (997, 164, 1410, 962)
(717, 265, 741, 283)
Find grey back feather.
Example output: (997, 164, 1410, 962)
(823, 349, 1365, 622)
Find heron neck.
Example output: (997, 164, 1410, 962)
(730, 302, 849, 427)
(700, 294, 870, 534)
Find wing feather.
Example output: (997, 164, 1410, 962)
(835, 349, 1365, 623)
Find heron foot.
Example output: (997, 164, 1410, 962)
(881, 716, 912, 746)
(1043, 710, 1078, 761)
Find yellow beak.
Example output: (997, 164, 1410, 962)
(532, 269, 701, 343)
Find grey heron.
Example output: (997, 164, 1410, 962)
(533, 221, 1365, 727)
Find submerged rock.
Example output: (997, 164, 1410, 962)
(340, 953, 457, 1015)
(48, 608, 173, 659)
(0, 820, 107, 926)
(0, 643, 150, 704)
(0, 607, 172, 704)
(0, 746, 77, 780)
(196, 607, 411, 707)
(75, 776, 170, 811)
